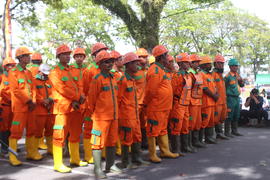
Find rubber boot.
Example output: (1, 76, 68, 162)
(45, 136, 53, 155)
(68, 142, 88, 167)
(26, 137, 43, 160)
(188, 132, 197, 153)
(231, 121, 243, 136)
(215, 124, 229, 140)
(170, 135, 184, 156)
(131, 143, 150, 166)
(102, 148, 106, 159)
(0, 131, 10, 154)
(116, 139, 121, 156)
(224, 121, 234, 138)
(9, 138, 22, 166)
(147, 137, 161, 163)
(38, 136, 48, 150)
(192, 130, 206, 148)
(53, 145, 71, 173)
(92, 150, 106, 179)
(181, 134, 193, 153)
(105, 146, 122, 173)
(199, 128, 207, 146)
(205, 128, 217, 144)
(141, 128, 148, 150)
(83, 138, 93, 164)
(120, 145, 135, 169)
(158, 134, 179, 158)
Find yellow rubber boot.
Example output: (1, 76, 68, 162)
(157, 134, 179, 158)
(38, 136, 48, 150)
(26, 137, 43, 160)
(116, 139, 121, 156)
(9, 138, 22, 166)
(53, 145, 71, 173)
(45, 136, 53, 155)
(102, 148, 106, 159)
(147, 137, 161, 163)
(68, 142, 88, 167)
(83, 138, 93, 164)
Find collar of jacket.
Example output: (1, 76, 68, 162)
(31, 64, 40, 67)
(200, 69, 211, 74)
(154, 62, 166, 71)
(125, 72, 134, 81)
(3, 70, 8, 76)
(100, 71, 114, 78)
(17, 64, 24, 72)
(57, 63, 69, 70)
(72, 62, 87, 69)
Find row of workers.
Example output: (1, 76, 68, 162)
(0, 43, 244, 179)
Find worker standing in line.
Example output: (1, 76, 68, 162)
(144, 45, 179, 163)
(88, 50, 121, 179)
(50, 44, 87, 173)
(8, 47, 41, 166)
(33, 64, 55, 155)
(224, 58, 245, 137)
(0, 58, 16, 155)
(212, 55, 229, 140)
(199, 56, 219, 144)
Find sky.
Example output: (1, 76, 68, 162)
(1, 0, 270, 56)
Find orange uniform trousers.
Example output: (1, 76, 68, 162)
(201, 106, 215, 128)
(146, 110, 170, 137)
(0, 105, 13, 132)
(214, 104, 227, 125)
(83, 114, 93, 139)
(169, 104, 189, 135)
(10, 112, 36, 139)
(91, 119, 118, 150)
(119, 118, 141, 146)
(35, 114, 55, 138)
(189, 105, 202, 131)
(139, 105, 147, 128)
(53, 111, 83, 147)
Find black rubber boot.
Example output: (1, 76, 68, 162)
(0, 131, 10, 154)
(215, 124, 229, 140)
(188, 132, 197, 153)
(120, 145, 134, 169)
(224, 121, 234, 138)
(141, 128, 148, 150)
(205, 127, 217, 144)
(199, 128, 207, 147)
(231, 121, 243, 136)
(170, 135, 184, 156)
(192, 130, 206, 148)
(181, 134, 193, 153)
(92, 150, 106, 179)
(105, 146, 122, 173)
(131, 143, 150, 166)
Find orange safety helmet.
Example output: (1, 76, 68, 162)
(31, 52, 42, 61)
(2, 57, 16, 67)
(199, 56, 212, 65)
(56, 44, 72, 57)
(176, 53, 190, 62)
(136, 48, 148, 57)
(95, 50, 111, 64)
(110, 50, 122, 59)
(91, 42, 108, 56)
(152, 45, 168, 58)
(190, 54, 202, 62)
(167, 54, 174, 62)
(214, 54, 225, 63)
(122, 52, 140, 65)
(15, 47, 32, 58)
(73, 48, 86, 57)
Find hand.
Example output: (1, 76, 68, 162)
(79, 95, 86, 105)
(42, 99, 50, 107)
(27, 100, 36, 112)
(213, 93, 220, 102)
(72, 101, 80, 110)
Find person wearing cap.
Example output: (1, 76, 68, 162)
(0, 57, 16, 155)
(28, 52, 43, 77)
(50, 44, 87, 173)
(212, 55, 229, 140)
(135, 48, 148, 150)
(118, 52, 150, 169)
(224, 58, 244, 137)
(8, 47, 41, 166)
(88, 50, 121, 178)
(199, 56, 219, 144)
(144, 45, 179, 163)
(188, 54, 206, 148)
(33, 64, 54, 155)
(169, 53, 194, 154)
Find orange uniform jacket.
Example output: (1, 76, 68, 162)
(144, 62, 173, 111)
(49, 63, 80, 114)
(212, 70, 226, 105)
(134, 69, 147, 106)
(33, 74, 53, 115)
(28, 64, 40, 77)
(0, 71, 12, 105)
(189, 69, 203, 106)
(88, 72, 118, 121)
(9, 64, 36, 113)
(70, 63, 87, 97)
(83, 63, 100, 96)
(118, 72, 139, 120)
(201, 70, 216, 108)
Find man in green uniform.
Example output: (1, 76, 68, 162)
(224, 58, 245, 137)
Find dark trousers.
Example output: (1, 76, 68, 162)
(240, 109, 268, 125)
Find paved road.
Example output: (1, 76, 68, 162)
(1, 127, 270, 180)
